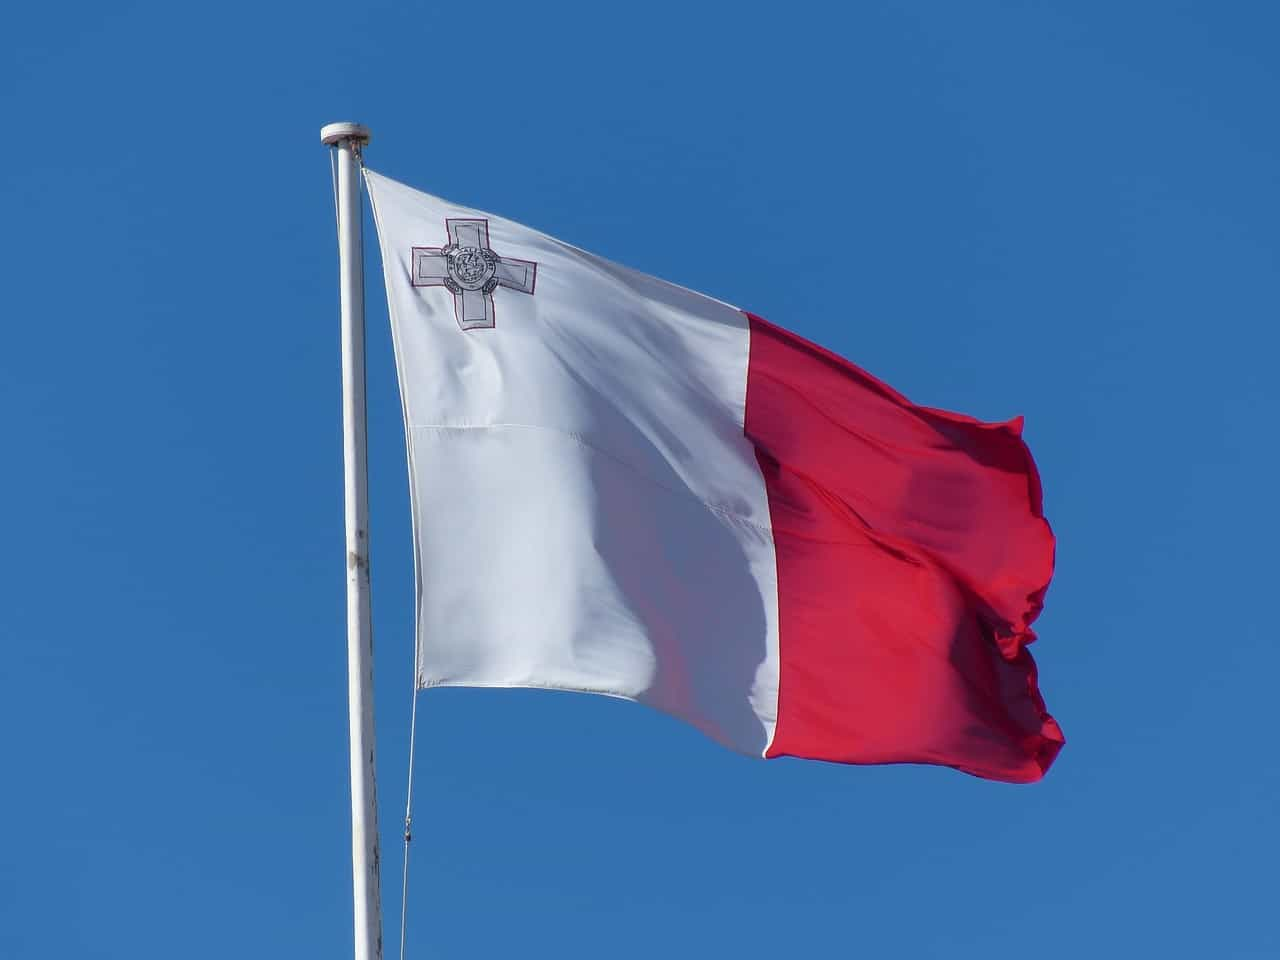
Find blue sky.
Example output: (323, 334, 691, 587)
(3, 2, 1277, 957)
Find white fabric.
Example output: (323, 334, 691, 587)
(364, 169, 779, 756)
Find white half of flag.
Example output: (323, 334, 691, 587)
(365, 169, 781, 756)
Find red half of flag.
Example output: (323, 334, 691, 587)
(746, 313, 1062, 782)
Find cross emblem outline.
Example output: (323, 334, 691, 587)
(411, 219, 538, 331)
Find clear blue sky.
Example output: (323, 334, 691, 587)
(4, 2, 1276, 957)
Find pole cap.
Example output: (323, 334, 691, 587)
(321, 122, 372, 146)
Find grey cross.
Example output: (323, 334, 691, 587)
(411, 219, 537, 330)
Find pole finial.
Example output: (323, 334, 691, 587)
(321, 122, 372, 146)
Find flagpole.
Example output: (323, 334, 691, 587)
(321, 120, 383, 960)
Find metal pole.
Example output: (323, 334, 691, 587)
(321, 121, 383, 960)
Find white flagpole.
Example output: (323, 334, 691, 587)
(321, 121, 383, 960)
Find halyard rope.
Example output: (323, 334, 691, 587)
(399, 686, 420, 960)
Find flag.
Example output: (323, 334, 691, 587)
(364, 169, 1063, 783)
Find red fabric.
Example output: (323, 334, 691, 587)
(744, 313, 1063, 782)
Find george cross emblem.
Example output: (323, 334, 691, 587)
(411, 220, 537, 330)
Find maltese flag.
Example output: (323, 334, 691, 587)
(365, 169, 1063, 783)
